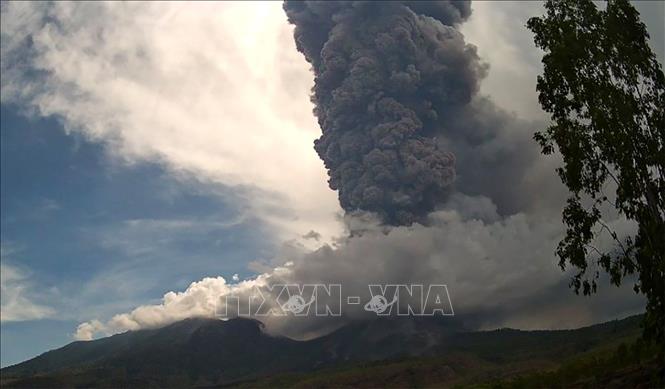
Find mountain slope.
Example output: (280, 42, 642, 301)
(1, 318, 325, 387)
(237, 316, 661, 388)
(0, 315, 648, 388)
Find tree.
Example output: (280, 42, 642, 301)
(527, 0, 664, 351)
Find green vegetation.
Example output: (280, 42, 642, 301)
(232, 315, 657, 388)
(238, 335, 660, 389)
(474, 338, 661, 388)
(526, 0, 665, 349)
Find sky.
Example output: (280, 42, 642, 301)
(1, 1, 663, 367)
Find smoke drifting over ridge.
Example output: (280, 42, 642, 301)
(284, 1, 487, 225)
(1, 1, 645, 342)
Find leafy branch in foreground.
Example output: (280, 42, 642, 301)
(527, 0, 664, 350)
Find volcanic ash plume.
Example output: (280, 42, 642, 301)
(284, 1, 487, 225)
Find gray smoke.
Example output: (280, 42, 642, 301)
(284, 1, 488, 225)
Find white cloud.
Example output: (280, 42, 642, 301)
(460, 1, 664, 121)
(460, 1, 546, 121)
(1, 1, 343, 245)
(73, 320, 105, 342)
(0, 245, 55, 322)
(75, 275, 259, 340)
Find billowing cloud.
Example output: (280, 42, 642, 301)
(75, 276, 233, 340)
(283, 1, 473, 225)
(75, 196, 643, 340)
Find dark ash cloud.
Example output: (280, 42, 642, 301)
(284, 1, 484, 225)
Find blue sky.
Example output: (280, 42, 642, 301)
(1, 105, 277, 366)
